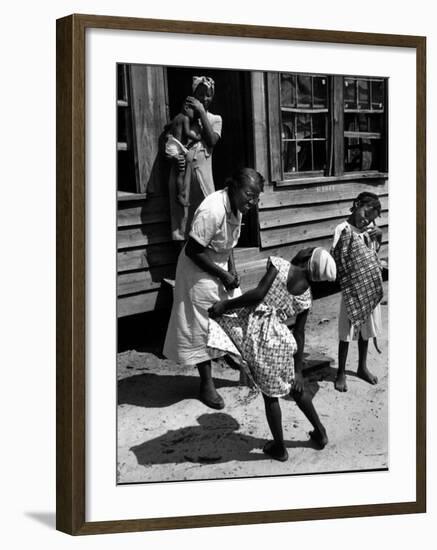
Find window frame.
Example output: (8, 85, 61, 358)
(267, 72, 389, 187)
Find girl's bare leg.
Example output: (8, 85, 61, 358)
(292, 388, 328, 448)
(262, 394, 288, 461)
(197, 360, 224, 409)
(335, 340, 349, 392)
(357, 334, 378, 385)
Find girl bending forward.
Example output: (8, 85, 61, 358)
(208, 248, 336, 462)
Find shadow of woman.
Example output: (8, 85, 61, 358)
(129, 412, 317, 468)
(118, 372, 239, 408)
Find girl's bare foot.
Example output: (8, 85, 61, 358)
(335, 373, 348, 392)
(309, 428, 328, 449)
(263, 441, 288, 462)
(357, 366, 378, 385)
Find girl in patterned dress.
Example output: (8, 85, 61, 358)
(208, 247, 336, 462)
(332, 192, 383, 393)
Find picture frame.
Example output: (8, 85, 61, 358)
(56, 13, 426, 535)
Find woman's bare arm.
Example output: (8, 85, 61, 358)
(185, 237, 238, 289)
(209, 263, 278, 316)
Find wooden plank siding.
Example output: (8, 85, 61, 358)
(117, 71, 389, 318)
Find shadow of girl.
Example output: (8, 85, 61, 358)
(130, 412, 315, 467)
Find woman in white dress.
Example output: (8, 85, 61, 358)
(163, 168, 264, 409)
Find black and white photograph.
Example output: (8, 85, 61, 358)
(116, 64, 389, 484)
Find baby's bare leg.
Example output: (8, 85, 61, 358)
(176, 171, 189, 206)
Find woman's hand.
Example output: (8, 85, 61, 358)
(221, 271, 240, 291)
(292, 371, 305, 393)
(208, 301, 226, 318)
(175, 154, 186, 171)
(185, 96, 205, 115)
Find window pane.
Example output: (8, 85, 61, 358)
(280, 74, 296, 106)
(312, 113, 326, 138)
(372, 80, 384, 109)
(358, 79, 370, 109)
(297, 141, 312, 171)
(297, 75, 311, 107)
(358, 114, 369, 132)
(313, 76, 327, 108)
(283, 140, 297, 172)
(369, 114, 383, 133)
(281, 112, 295, 139)
(296, 114, 311, 139)
(344, 78, 356, 109)
(344, 137, 361, 171)
(313, 140, 327, 171)
(344, 113, 357, 132)
(345, 137, 382, 171)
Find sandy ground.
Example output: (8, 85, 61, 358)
(117, 282, 388, 484)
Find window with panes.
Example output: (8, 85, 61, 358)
(269, 72, 388, 183)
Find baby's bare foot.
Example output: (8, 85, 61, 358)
(335, 373, 348, 392)
(357, 366, 378, 385)
(309, 428, 328, 449)
(263, 441, 288, 462)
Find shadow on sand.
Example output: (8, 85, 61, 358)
(118, 372, 239, 408)
(129, 412, 320, 468)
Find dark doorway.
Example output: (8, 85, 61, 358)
(166, 67, 258, 247)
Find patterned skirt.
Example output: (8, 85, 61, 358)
(208, 304, 296, 397)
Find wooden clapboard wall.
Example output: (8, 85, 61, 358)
(117, 70, 389, 318)
(232, 72, 388, 296)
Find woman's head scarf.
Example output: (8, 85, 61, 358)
(192, 76, 215, 95)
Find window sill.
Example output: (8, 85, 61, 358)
(275, 171, 388, 188)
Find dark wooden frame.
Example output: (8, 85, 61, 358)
(56, 13, 426, 535)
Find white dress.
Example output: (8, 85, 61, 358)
(163, 189, 241, 366)
(168, 111, 222, 240)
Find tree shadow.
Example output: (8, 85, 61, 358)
(129, 412, 317, 468)
(118, 372, 239, 408)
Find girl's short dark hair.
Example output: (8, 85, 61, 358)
(227, 167, 265, 193)
(351, 192, 382, 216)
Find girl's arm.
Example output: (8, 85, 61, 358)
(208, 263, 278, 317)
(366, 223, 383, 252)
(291, 309, 309, 393)
(185, 97, 220, 148)
(185, 237, 238, 290)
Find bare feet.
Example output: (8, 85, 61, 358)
(309, 428, 328, 449)
(263, 441, 289, 462)
(335, 373, 348, 392)
(357, 366, 378, 385)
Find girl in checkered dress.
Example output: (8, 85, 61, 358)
(332, 192, 383, 393)
(208, 247, 336, 462)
